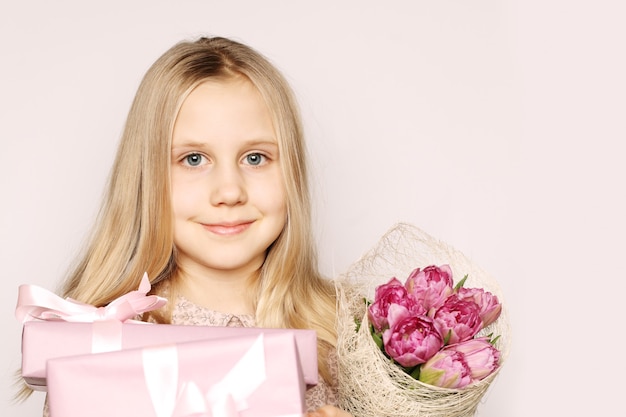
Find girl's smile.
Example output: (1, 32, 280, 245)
(200, 220, 255, 236)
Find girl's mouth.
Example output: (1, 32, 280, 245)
(201, 221, 254, 236)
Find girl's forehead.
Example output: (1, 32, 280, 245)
(172, 75, 276, 147)
(179, 76, 270, 118)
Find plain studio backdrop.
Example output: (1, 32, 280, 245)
(1, 1, 624, 416)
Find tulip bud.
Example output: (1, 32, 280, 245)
(432, 294, 483, 345)
(382, 305, 444, 368)
(419, 350, 473, 389)
(405, 265, 454, 311)
(368, 278, 424, 332)
(452, 337, 500, 380)
(457, 287, 502, 328)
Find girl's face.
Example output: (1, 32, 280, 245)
(170, 77, 287, 279)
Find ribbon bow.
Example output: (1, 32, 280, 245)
(143, 335, 267, 417)
(15, 273, 167, 323)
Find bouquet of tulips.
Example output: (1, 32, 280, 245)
(335, 223, 509, 417)
(366, 264, 501, 389)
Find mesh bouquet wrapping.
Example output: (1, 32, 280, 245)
(335, 223, 510, 417)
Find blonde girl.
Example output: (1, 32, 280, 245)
(44, 36, 349, 416)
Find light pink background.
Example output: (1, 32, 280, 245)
(2, 1, 624, 416)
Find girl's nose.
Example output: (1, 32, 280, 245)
(209, 164, 247, 206)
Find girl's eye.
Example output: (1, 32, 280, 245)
(183, 153, 206, 167)
(244, 152, 266, 166)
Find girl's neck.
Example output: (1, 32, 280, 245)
(175, 268, 257, 316)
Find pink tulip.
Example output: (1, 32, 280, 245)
(432, 294, 483, 345)
(418, 349, 473, 388)
(382, 304, 444, 368)
(405, 264, 454, 311)
(368, 278, 424, 332)
(457, 287, 502, 328)
(452, 337, 500, 380)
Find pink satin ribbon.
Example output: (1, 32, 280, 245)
(143, 334, 268, 417)
(15, 273, 167, 323)
(16, 273, 167, 353)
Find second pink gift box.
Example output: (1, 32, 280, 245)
(47, 332, 308, 417)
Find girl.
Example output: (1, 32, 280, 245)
(41, 36, 351, 417)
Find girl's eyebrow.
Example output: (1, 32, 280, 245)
(171, 140, 206, 150)
(238, 138, 279, 148)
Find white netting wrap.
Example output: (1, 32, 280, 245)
(335, 223, 511, 417)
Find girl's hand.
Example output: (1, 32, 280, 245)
(307, 405, 353, 417)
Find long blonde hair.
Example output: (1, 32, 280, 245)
(61, 37, 337, 382)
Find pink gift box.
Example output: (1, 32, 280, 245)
(21, 321, 318, 391)
(47, 332, 307, 417)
